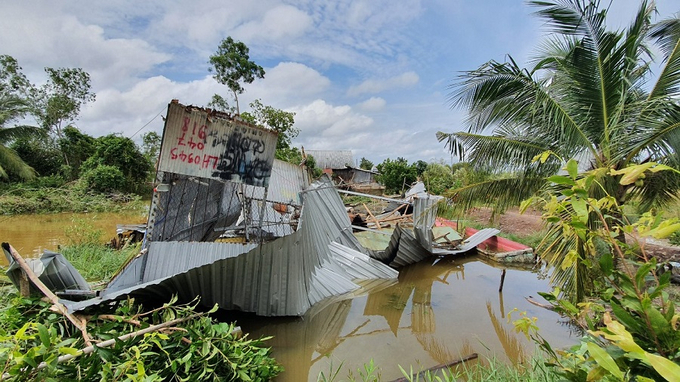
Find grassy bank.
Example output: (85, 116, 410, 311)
(317, 355, 559, 381)
(0, 180, 148, 215)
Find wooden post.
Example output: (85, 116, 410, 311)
(19, 272, 30, 297)
(499, 269, 507, 293)
(363, 203, 382, 230)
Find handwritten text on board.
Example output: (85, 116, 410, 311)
(158, 102, 277, 187)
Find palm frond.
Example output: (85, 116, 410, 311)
(0, 144, 36, 180)
(623, 102, 680, 164)
(437, 130, 553, 171)
(529, 0, 604, 38)
(0, 94, 30, 126)
(647, 16, 680, 100)
(0, 124, 43, 144)
(444, 176, 548, 214)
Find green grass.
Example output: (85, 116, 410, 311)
(317, 355, 559, 382)
(0, 182, 147, 215)
(58, 217, 140, 282)
(60, 243, 138, 283)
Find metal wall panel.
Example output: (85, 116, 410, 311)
(305, 150, 354, 169)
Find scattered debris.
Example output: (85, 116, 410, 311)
(1, 101, 537, 318)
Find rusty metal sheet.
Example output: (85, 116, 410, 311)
(158, 101, 278, 187)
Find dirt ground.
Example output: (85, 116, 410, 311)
(465, 207, 680, 263)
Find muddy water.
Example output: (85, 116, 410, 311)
(2, 213, 575, 380)
(241, 257, 576, 382)
(0, 211, 147, 265)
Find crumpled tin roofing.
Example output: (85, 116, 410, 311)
(67, 176, 397, 316)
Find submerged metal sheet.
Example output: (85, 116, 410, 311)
(388, 225, 432, 268)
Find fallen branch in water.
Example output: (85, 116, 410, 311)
(525, 297, 555, 311)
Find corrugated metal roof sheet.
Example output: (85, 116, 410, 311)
(305, 150, 354, 169)
(413, 196, 442, 250)
(68, 177, 397, 316)
(431, 228, 500, 255)
(388, 225, 432, 268)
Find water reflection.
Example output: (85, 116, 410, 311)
(243, 257, 575, 381)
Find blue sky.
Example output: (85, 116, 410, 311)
(1, 0, 677, 165)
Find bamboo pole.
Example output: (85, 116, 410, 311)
(2, 243, 93, 346)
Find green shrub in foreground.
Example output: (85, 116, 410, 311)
(0, 295, 282, 381)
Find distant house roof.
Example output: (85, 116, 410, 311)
(306, 150, 354, 169)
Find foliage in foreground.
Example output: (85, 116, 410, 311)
(513, 162, 680, 381)
(0, 295, 282, 381)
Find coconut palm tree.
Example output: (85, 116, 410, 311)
(437, 0, 679, 301)
(0, 94, 38, 180)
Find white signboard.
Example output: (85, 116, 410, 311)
(158, 101, 278, 187)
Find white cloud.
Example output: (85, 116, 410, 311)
(0, 3, 169, 90)
(80, 75, 223, 138)
(292, 99, 373, 139)
(347, 72, 419, 96)
(357, 97, 386, 112)
(234, 5, 313, 42)
(242, 62, 331, 107)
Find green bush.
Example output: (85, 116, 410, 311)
(376, 157, 418, 194)
(81, 164, 126, 193)
(0, 296, 283, 381)
(515, 162, 680, 381)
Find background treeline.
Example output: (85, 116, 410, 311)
(0, 54, 157, 196)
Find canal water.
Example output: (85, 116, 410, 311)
(240, 257, 576, 381)
(0, 211, 147, 265)
(1, 213, 576, 381)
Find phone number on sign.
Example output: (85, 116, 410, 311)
(169, 147, 219, 169)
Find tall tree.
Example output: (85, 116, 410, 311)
(0, 55, 30, 98)
(438, 0, 680, 301)
(209, 37, 265, 114)
(32, 67, 96, 140)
